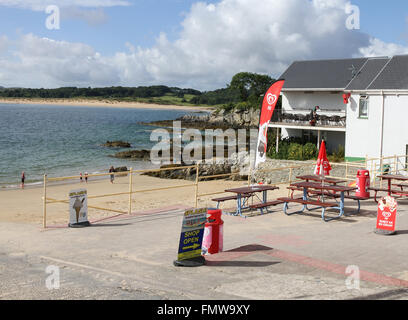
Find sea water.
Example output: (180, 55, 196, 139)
(0, 103, 194, 188)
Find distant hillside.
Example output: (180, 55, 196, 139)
(0, 72, 276, 109)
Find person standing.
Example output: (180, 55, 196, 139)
(80, 172, 83, 183)
(109, 166, 115, 184)
(21, 171, 25, 189)
(309, 106, 320, 126)
(84, 172, 88, 183)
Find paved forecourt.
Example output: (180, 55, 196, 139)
(1, 200, 408, 300)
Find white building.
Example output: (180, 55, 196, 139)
(270, 55, 408, 161)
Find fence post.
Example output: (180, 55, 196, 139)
(345, 162, 349, 179)
(195, 163, 199, 208)
(394, 154, 398, 174)
(248, 166, 252, 186)
(288, 168, 293, 197)
(43, 174, 47, 229)
(380, 156, 384, 188)
(373, 160, 377, 186)
(128, 168, 133, 215)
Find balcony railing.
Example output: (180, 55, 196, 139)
(271, 108, 346, 128)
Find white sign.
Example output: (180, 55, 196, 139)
(69, 189, 88, 225)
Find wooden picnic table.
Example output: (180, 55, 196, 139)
(296, 175, 347, 185)
(370, 174, 408, 201)
(278, 182, 357, 222)
(224, 185, 280, 216)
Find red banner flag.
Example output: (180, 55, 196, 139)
(255, 79, 285, 168)
(314, 140, 332, 176)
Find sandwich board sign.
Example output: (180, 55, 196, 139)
(174, 208, 207, 267)
(69, 189, 90, 228)
(375, 196, 397, 235)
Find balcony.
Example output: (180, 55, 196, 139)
(270, 108, 346, 131)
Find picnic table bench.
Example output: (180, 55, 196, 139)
(279, 182, 358, 222)
(212, 194, 251, 209)
(296, 175, 347, 185)
(287, 185, 342, 199)
(222, 185, 280, 217)
(369, 187, 408, 202)
(393, 183, 408, 189)
(369, 175, 408, 202)
(277, 197, 338, 208)
(248, 200, 285, 215)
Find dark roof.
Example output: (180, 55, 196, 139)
(280, 55, 408, 91)
(368, 55, 408, 90)
(345, 58, 390, 90)
(280, 58, 368, 90)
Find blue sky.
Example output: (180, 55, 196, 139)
(353, 0, 408, 45)
(0, 0, 407, 89)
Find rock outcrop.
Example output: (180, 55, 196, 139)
(111, 149, 151, 160)
(102, 140, 131, 148)
(142, 151, 253, 181)
(145, 107, 260, 129)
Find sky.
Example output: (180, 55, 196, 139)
(0, 0, 407, 90)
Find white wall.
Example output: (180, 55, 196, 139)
(346, 93, 408, 159)
(383, 95, 408, 157)
(345, 94, 382, 159)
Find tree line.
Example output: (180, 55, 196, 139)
(0, 72, 278, 110)
(0, 85, 201, 99)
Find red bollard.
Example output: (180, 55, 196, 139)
(202, 209, 224, 255)
(356, 170, 370, 198)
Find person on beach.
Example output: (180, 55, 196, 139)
(21, 171, 25, 189)
(109, 166, 115, 184)
(80, 172, 83, 183)
(84, 172, 88, 183)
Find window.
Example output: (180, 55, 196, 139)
(359, 95, 369, 118)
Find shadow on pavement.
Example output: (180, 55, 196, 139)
(205, 260, 280, 267)
(349, 288, 408, 300)
(227, 244, 274, 252)
(204, 244, 278, 267)
(90, 223, 132, 227)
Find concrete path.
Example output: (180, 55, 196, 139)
(1, 200, 408, 300)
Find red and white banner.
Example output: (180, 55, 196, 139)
(376, 196, 397, 233)
(255, 80, 285, 168)
(314, 140, 332, 176)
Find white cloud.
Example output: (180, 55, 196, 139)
(117, 0, 372, 88)
(1, 0, 408, 90)
(0, 0, 130, 11)
(358, 38, 408, 57)
(62, 7, 109, 26)
(0, 33, 119, 87)
(0, 35, 8, 53)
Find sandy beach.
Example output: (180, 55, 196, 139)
(0, 173, 291, 227)
(0, 98, 214, 112)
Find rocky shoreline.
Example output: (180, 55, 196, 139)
(143, 107, 260, 130)
(108, 108, 261, 181)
